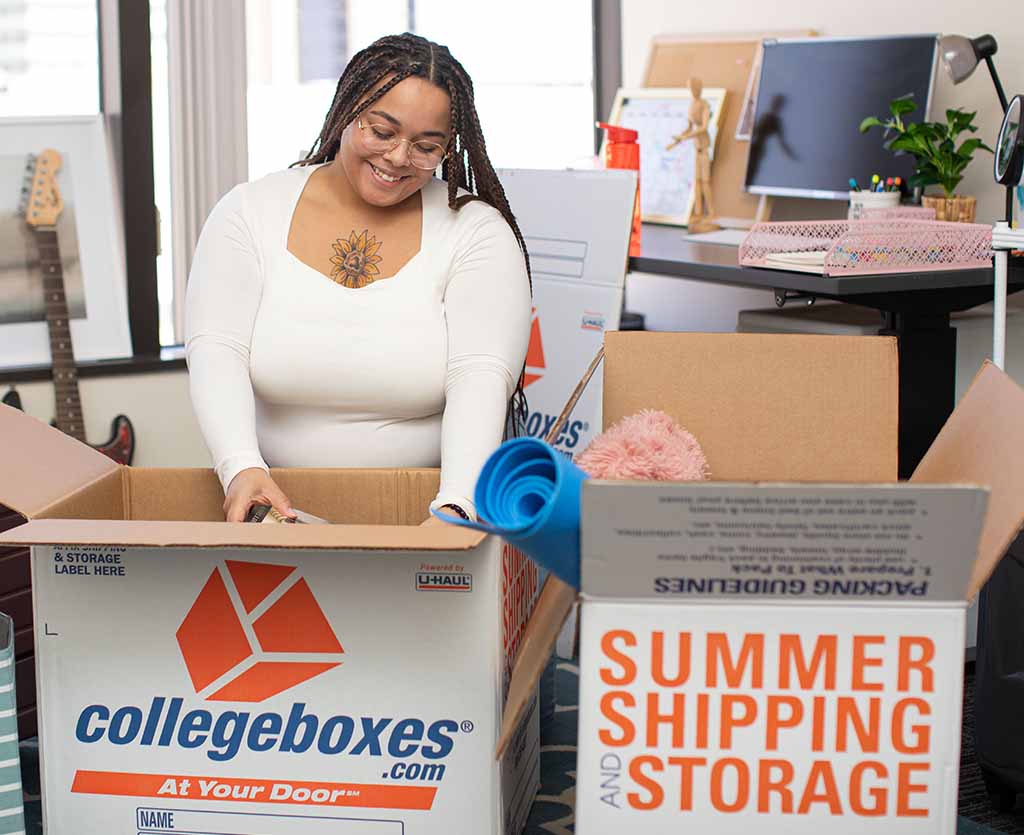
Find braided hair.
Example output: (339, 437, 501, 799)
(297, 33, 531, 436)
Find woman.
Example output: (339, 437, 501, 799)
(185, 33, 532, 523)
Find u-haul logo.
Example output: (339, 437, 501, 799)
(416, 571, 473, 592)
(176, 560, 344, 702)
(524, 307, 544, 388)
(582, 310, 606, 331)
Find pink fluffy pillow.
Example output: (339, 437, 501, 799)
(575, 409, 710, 481)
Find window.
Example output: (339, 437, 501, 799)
(413, 1, 594, 169)
(0, 0, 101, 117)
(147, 0, 599, 349)
(245, 0, 594, 179)
(150, 0, 174, 346)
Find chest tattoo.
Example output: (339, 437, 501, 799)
(329, 229, 384, 288)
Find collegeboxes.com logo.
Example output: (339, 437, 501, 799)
(176, 560, 344, 702)
(73, 559, 465, 774)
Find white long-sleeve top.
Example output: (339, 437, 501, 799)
(184, 165, 531, 519)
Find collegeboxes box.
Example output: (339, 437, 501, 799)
(0, 411, 540, 835)
(500, 332, 1024, 834)
(521, 279, 622, 456)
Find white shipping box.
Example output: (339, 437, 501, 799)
(0, 408, 540, 835)
(575, 481, 987, 833)
(522, 279, 622, 455)
(499, 168, 636, 455)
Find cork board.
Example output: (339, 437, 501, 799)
(643, 31, 816, 227)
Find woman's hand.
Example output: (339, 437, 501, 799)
(420, 505, 469, 527)
(224, 468, 296, 523)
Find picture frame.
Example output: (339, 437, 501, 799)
(607, 86, 727, 227)
(735, 42, 765, 141)
(0, 115, 132, 369)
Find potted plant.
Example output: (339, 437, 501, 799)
(860, 95, 992, 222)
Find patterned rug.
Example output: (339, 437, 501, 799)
(524, 660, 580, 835)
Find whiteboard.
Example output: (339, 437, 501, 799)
(608, 87, 727, 227)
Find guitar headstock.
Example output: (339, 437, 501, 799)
(21, 149, 64, 228)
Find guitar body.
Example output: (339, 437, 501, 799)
(88, 413, 135, 465)
(2, 387, 135, 466)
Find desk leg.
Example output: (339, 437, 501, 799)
(879, 312, 957, 478)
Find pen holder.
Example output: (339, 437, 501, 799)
(848, 190, 900, 219)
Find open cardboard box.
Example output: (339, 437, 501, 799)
(0, 410, 541, 835)
(499, 332, 1024, 834)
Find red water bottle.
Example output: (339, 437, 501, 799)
(598, 122, 641, 257)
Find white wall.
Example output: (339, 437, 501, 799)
(621, 4, 1022, 336)
(7, 370, 211, 469)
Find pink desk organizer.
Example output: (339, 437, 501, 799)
(862, 206, 937, 221)
(739, 219, 993, 277)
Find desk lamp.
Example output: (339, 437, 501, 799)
(940, 34, 1012, 219)
(939, 34, 1009, 111)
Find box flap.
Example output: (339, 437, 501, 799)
(0, 403, 119, 519)
(496, 575, 577, 759)
(580, 481, 988, 603)
(0, 519, 488, 551)
(911, 361, 1024, 599)
(602, 332, 899, 482)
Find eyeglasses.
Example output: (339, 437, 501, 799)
(355, 119, 448, 170)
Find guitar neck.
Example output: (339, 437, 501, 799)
(35, 228, 85, 443)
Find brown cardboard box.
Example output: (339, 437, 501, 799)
(497, 332, 1024, 835)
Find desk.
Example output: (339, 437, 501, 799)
(629, 224, 1024, 477)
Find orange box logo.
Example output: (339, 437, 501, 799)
(524, 307, 545, 388)
(176, 560, 344, 702)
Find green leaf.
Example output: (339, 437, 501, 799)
(940, 175, 962, 196)
(890, 96, 917, 117)
(859, 116, 885, 133)
(956, 138, 985, 159)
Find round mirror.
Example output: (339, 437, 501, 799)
(995, 95, 1023, 186)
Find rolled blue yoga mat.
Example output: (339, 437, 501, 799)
(433, 437, 588, 588)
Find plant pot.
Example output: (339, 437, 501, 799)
(921, 194, 977, 223)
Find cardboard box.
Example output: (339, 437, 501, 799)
(0, 408, 540, 835)
(500, 332, 1024, 834)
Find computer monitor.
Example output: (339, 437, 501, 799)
(744, 35, 938, 200)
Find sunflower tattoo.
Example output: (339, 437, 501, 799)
(329, 229, 384, 288)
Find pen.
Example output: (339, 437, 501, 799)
(849, 178, 861, 192)
(871, 174, 880, 192)
(885, 177, 894, 192)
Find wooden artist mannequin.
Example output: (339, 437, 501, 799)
(667, 77, 720, 233)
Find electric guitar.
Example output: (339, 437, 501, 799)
(7, 150, 135, 464)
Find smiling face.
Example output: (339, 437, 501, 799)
(337, 76, 452, 208)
